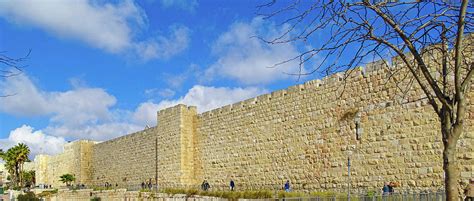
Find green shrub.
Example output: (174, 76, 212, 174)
(240, 190, 273, 199)
(161, 188, 186, 195)
(93, 187, 110, 191)
(37, 189, 59, 197)
(366, 190, 377, 197)
(278, 191, 305, 198)
(186, 189, 199, 197)
(17, 191, 40, 201)
(221, 191, 241, 199)
(310, 191, 346, 198)
(160, 188, 199, 196)
(139, 188, 151, 192)
(90, 197, 101, 201)
(199, 190, 210, 196)
(160, 188, 273, 199)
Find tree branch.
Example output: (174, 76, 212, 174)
(364, 1, 452, 111)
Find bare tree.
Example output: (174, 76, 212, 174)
(257, 1, 472, 200)
(0, 50, 30, 97)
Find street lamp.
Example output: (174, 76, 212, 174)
(155, 138, 158, 192)
(347, 150, 353, 201)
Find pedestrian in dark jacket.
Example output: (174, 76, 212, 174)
(284, 180, 290, 192)
(204, 180, 210, 191)
(382, 183, 390, 195)
(230, 180, 235, 191)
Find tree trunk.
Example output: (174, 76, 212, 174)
(15, 164, 20, 187)
(443, 143, 460, 200)
(441, 122, 462, 201)
(19, 163, 22, 187)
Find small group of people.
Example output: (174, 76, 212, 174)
(199, 179, 291, 192)
(382, 182, 397, 195)
(39, 184, 52, 189)
(200, 179, 235, 191)
(104, 182, 117, 188)
(141, 180, 154, 190)
(201, 180, 211, 191)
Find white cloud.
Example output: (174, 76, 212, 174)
(0, 0, 189, 60)
(0, 125, 67, 157)
(172, 85, 267, 112)
(132, 85, 267, 125)
(0, 0, 142, 53)
(0, 74, 140, 141)
(0, 75, 265, 144)
(206, 17, 303, 85)
(164, 63, 201, 88)
(0, 74, 116, 127)
(157, 88, 176, 97)
(145, 88, 176, 98)
(0, 74, 50, 116)
(132, 102, 161, 126)
(44, 123, 142, 142)
(135, 25, 190, 61)
(160, 0, 198, 11)
(48, 88, 116, 126)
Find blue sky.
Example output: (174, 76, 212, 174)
(0, 0, 312, 156)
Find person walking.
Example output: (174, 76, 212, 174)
(147, 180, 152, 190)
(230, 180, 235, 191)
(201, 180, 206, 191)
(284, 180, 290, 192)
(201, 180, 210, 191)
(382, 183, 390, 195)
(204, 180, 210, 191)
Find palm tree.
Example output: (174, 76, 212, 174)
(15, 143, 30, 186)
(21, 170, 35, 188)
(59, 174, 76, 186)
(0, 143, 31, 187)
(1, 148, 16, 186)
(0, 149, 14, 185)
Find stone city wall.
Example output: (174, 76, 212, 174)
(193, 36, 474, 191)
(91, 127, 157, 188)
(90, 105, 198, 188)
(194, 67, 473, 191)
(35, 140, 95, 187)
(34, 38, 473, 192)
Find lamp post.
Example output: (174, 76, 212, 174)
(347, 150, 352, 201)
(155, 138, 158, 192)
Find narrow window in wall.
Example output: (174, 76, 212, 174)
(355, 112, 362, 140)
(356, 122, 361, 140)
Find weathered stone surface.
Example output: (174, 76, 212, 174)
(35, 140, 95, 187)
(33, 39, 474, 192)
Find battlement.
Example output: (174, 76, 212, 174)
(197, 36, 474, 120)
(157, 104, 186, 115)
(197, 56, 404, 119)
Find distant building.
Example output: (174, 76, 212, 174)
(0, 163, 9, 186)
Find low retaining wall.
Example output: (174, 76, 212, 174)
(38, 189, 225, 201)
